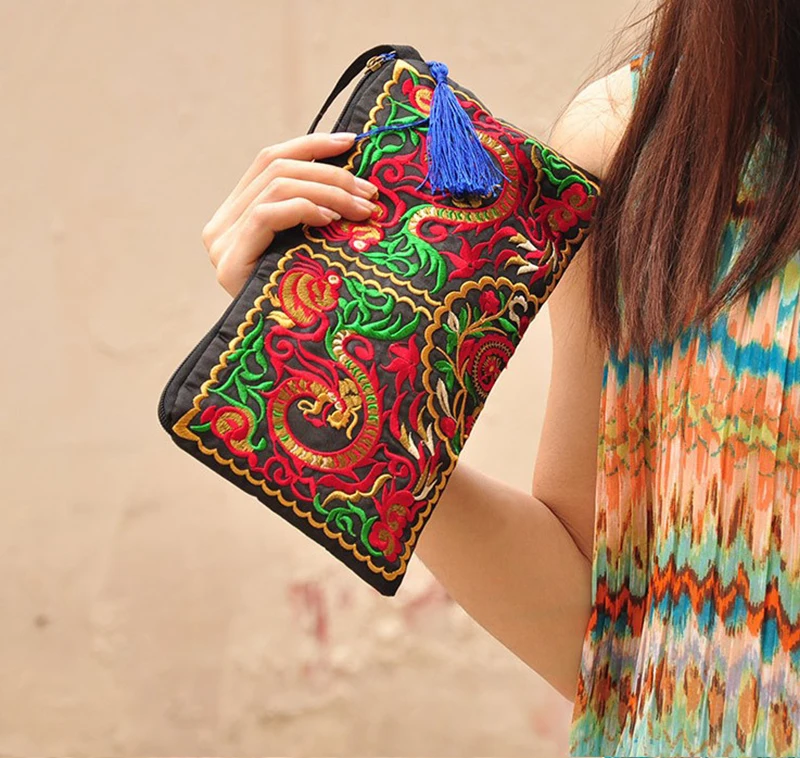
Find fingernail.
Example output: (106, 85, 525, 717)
(320, 207, 341, 221)
(354, 197, 377, 214)
(354, 178, 379, 198)
(331, 132, 357, 142)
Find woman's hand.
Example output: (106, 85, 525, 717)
(201, 132, 380, 297)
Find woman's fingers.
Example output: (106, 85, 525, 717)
(208, 176, 378, 268)
(234, 131, 358, 197)
(215, 132, 358, 222)
(216, 157, 378, 237)
(203, 132, 378, 251)
(237, 175, 376, 242)
(213, 197, 344, 297)
(202, 131, 384, 298)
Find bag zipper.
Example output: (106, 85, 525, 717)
(332, 52, 394, 132)
(158, 51, 395, 434)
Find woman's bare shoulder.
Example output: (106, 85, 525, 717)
(546, 61, 635, 181)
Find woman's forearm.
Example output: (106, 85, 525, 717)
(414, 460, 593, 702)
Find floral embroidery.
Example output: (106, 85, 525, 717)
(478, 289, 501, 315)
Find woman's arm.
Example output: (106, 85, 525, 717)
(414, 64, 635, 702)
(413, 464, 594, 701)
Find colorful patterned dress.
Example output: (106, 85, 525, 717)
(567, 51, 800, 757)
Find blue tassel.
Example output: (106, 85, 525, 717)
(354, 59, 508, 199)
(418, 61, 507, 198)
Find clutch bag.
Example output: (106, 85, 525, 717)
(158, 43, 601, 596)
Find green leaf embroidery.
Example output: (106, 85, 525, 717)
(433, 359, 452, 374)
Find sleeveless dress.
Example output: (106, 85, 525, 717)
(567, 51, 800, 757)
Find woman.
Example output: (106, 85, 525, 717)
(200, 1, 800, 755)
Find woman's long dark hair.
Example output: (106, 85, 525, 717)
(582, 0, 800, 359)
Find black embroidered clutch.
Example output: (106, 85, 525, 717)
(158, 43, 601, 596)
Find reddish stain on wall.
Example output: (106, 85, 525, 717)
(401, 580, 453, 626)
(287, 580, 329, 646)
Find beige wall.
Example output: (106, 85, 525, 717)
(1, 1, 643, 755)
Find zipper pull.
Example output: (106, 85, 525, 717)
(307, 49, 398, 135)
(366, 51, 395, 72)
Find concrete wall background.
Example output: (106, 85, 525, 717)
(1, 1, 642, 755)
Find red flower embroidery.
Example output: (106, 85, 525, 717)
(534, 182, 596, 234)
(369, 482, 416, 561)
(441, 237, 491, 280)
(460, 333, 516, 397)
(401, 79, 433, 115)
(478, 290, 501, 315)
(465, 412, 478, 436)
(383, 335, 420, 394)
(318, 213, 385, 252)
(563, 183, 595, 221)
(274, 255, 342, 326)
(439, 417, 457, 437)
(349, 221, 384, 252)
(201, 405, 257, 465)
